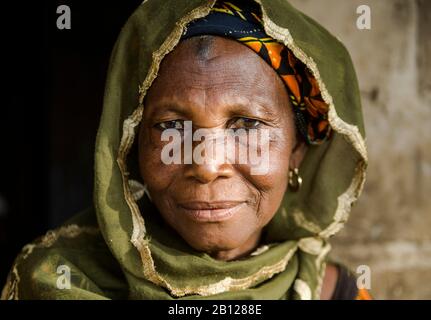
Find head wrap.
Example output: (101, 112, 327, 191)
(182, 0, 331, 144)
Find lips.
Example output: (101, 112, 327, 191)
(177, 201, 245, 222)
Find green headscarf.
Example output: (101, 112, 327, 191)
(2, 0, 367, 300)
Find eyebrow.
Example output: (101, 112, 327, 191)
(148, 100, 279, 120)
(230, 103, 279, 120)
(147, 102, 191, 119)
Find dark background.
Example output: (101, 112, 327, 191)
(0, 0, 142, 289)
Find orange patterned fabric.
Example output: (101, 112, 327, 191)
(356, 288, 373, 300)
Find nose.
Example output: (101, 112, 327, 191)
(182, 127, 236, 183)
(184, 155, 235, 184)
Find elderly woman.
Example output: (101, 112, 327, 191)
(2, 0, 370, 300)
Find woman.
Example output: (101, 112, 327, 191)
(2, 0, 370, 299)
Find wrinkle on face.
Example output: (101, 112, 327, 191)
(138, 36, 305, 261)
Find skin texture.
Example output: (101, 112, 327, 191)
(138, 36, 337, 296)
(139, 35, 303, 259)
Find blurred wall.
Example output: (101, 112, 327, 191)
(289, 0, 431, 299)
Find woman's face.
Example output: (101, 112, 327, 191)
(139, 36, 305, 261)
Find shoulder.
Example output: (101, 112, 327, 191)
(1, 208, 125, 300)
(320, 263, 372, 300)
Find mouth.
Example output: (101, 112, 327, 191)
(177, 201, 246, 222)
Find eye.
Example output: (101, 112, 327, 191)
(229, 117, 263, 130)
(155, 120, 184, 130)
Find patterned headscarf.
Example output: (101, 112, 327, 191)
(182, 0, 331, 144)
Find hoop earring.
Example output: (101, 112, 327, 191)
(288, 168, 302, 192)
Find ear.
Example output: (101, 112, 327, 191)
(289, 138, 307, 170)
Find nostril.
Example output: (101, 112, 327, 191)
(184, 162, 234, 184)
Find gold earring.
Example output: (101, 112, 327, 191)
(288, 168, 302, 192)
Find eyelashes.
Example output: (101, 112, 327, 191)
(155, 120, 185, 130)
(154, 117, 265, 131)
(228, 117, 263, 130)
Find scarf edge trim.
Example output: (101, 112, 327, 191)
(1, 225, 100, 300)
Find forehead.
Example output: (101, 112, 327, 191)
(144, 36, 291, 116)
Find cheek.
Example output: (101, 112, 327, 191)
(240, 130, 292, 189)
(238, 133, 292, 224)
(138, 128, 181, 192)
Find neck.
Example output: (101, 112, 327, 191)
(210, 230, 262, 261)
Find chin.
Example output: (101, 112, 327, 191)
(177, 223, 252, 254)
